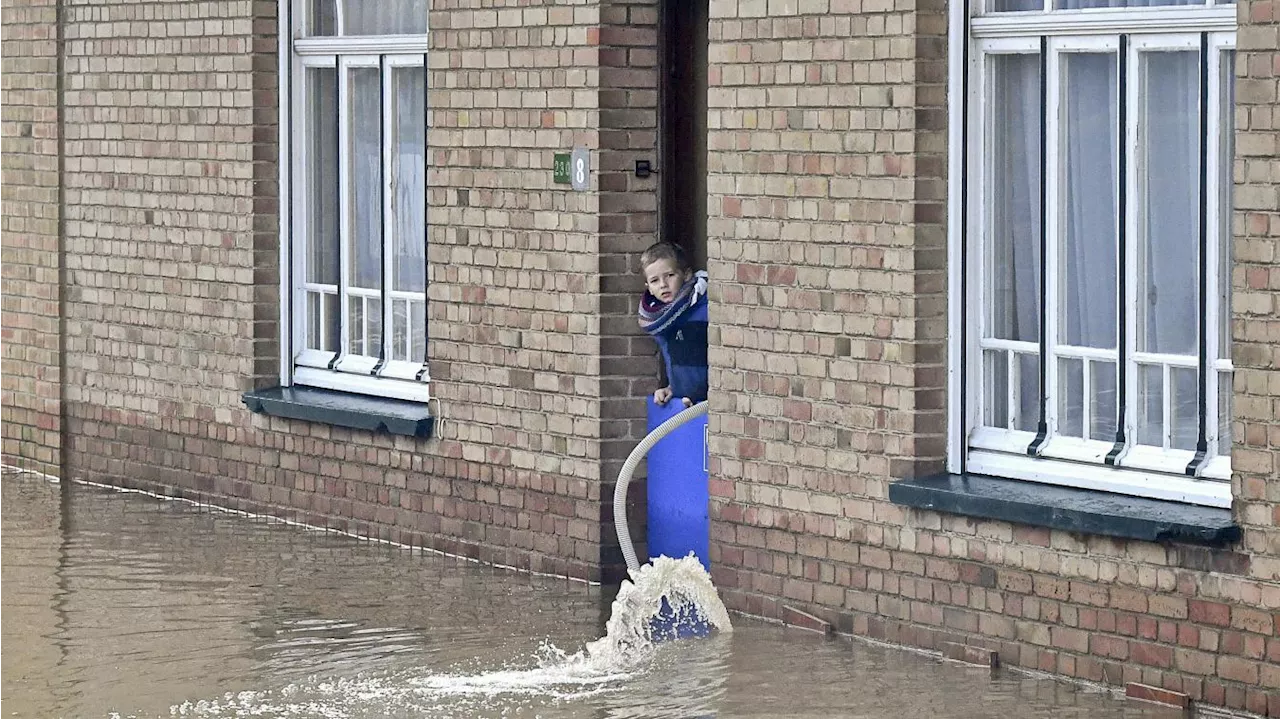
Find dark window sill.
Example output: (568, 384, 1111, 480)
(242, 385, 434, 438)
(889, 473, 1240, 547)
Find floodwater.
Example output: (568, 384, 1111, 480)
(2, 472, 1187, 719)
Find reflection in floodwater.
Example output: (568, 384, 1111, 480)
(1, 471, 1184, 719)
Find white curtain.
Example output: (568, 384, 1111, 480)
(392, 67, 427, 363)
(985, 53, 1042, 432)
(985, 48, 1203, 449)
(309, 0, 428, 37)
(344, 0, 428, 35)
(988, 54, 1042, 345)
(1060, 53, 1118, 440)
(1138, 51, 1201, 450)
(306, 67, 340, 352)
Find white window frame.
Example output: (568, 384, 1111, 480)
(277, 0, 431, 403)
(946, 0, 1236, 507)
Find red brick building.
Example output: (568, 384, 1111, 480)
(3, 0, 1277, 713)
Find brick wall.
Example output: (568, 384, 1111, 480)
(1, 0, 63, 476)
(704, 0, 949, 603)
(1235, 0, 1280, 585)
(705, 0, 1279, 714)
(25, 0, 660, 584)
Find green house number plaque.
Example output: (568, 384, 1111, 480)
(553, 153, 571, 184)
(553, 148, 589, 190)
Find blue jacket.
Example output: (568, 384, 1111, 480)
(655, 292, 708, 404)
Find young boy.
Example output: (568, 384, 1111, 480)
(637, 242, 708, 407)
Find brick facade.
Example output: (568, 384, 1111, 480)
(701, 0, 1280, 715)
(2, 0, 62, 477)
(2, 0, 1277, 714)
(3, 0, 661, 583)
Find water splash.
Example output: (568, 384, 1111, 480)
(168, 555, 730, 718)
(588, 553, 733, 662)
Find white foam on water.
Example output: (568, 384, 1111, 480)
(165, 555, 731, 719)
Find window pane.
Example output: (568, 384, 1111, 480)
(1059, 0, 1200, 9)
(1015, 353, 1040, 433)
(985, 53, 1042, 344)
(392, 66, 426, 295)
(1058, 357, 1084, 438)
(984, 349, 1010, 428)
(1059, 53, 1118, 351)
(1218, 371, 1231, 450)
(343, 0, 428, 35)
(1136, 364, 1163, 447)
(392, 299, 409, 362)
(307, 292, 338, 352)
(323, 293, 339, 352)
(988, 0, 1042, 11)
(307, 67, 338, 287)
(307, 292, 322, 351)
(309, 0, 336, 36)
(1137, 50, 1199, 356)
(349, 66, 382, 358)
(1090, 360, 1117, 441)
(411, 301, 427, 364)
(367, 297, 383, 359)
(1170, 367, 1198, 451)
(348, 297, 365, 356)
(393, 65, 427, 365)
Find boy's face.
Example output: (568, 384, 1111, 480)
(644, 258, 691, 304)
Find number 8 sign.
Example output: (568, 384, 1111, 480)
(570, 147, 589, 191)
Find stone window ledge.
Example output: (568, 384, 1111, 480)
(889, 473, 1240, 547)
(242, 386, 434, 438)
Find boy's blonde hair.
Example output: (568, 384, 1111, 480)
(639, 242, 692, 273)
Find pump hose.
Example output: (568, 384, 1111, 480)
(613, 400, 710, 574)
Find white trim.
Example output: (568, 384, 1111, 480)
(1203, 37, 1222, 461)
(951, 4, 1237, 503)
(337, 55, 352, 362)
(295, 36, 430, 56)
(294, 367, 430, 403)
(1122, 32, 1141, 462)
(971, 5, 1236, 37)
(284, 1, 432, 402)
(1044, 42, 1062, 443)
(976, 36, 1043, 52)
(291, 47, 311, 356)
(1039, 434, 1113, 463)
(1128, 31, 1204, 50)
(971, 426, 1039, 453)
(978, 337, 1039, 352)
(967, 449, 1232, 506)
(381, 57, 395, 366)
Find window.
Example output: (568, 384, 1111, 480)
(948, 0, 1236, 506)
(280, 0, 429, 403)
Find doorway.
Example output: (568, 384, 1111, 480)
(659, 0, 709, 271)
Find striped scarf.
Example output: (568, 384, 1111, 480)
(638, 270, 708, 337)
